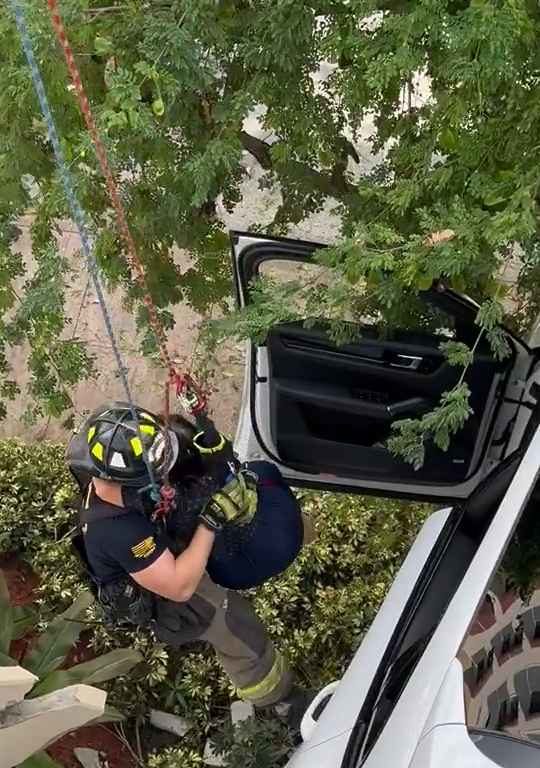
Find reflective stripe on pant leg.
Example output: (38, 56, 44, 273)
(236, 651, 289, 703)
(198, 575, 293, 707)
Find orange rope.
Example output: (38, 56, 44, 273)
(46, 0, 207, 416)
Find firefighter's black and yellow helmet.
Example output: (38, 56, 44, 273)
(67, 402, 179, 488)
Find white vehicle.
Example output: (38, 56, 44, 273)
(232, 232, 540, 768)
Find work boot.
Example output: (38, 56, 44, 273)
(274, 686, 317, 732)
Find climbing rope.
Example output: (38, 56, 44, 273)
(45, 0, 207, 418)
(9, 0, 162, 499)
(10, 0, 214, 513)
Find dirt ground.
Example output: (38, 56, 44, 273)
(0, 73, 405, 443)
(0, 58, 388, 443)
(1, 157, 347, 443)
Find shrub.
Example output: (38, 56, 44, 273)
(147, 716, 294, 768)
(0, 439, 430, 760)
(147, 745, 204, 768)
(0, 575, 142, 767)
(0, 576, 142, 702)
(253, 491, 430, 686)
(212, 716, 294, 768)
(0, 440, 83, 608)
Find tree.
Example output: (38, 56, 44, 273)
(1, 1, 540, 460)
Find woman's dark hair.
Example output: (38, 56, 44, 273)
(165, 414, 205, 484)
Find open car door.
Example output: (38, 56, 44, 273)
(231, 232, 536, 501)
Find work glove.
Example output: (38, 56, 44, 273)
(198, 471, 258, 532)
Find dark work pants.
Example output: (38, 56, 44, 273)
(153, 573, 293, 707)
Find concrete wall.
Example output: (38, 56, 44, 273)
(0, 665, 106, 768)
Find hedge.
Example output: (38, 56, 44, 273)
(0, 439, 430, 764)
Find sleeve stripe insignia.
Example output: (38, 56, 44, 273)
(131, 536, 157, 558)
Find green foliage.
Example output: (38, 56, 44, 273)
(145, 481, 427, 767)
(18, 752, 63, 768)
(440, 340, 474, 369)
(0, 570, 142, 729)
(388, 383, 473, 470)
(203, 279, 304, 349)
(3, 240, 94, 424)
(147, 745, 204, 768)
(30, 647, 144, 697)
(12, 604, 38, 640)
(501, 499, 540, 601)
(512, 242, 540, 336)
(0, 439, 429, 762)
(25, 591, 95, 680)
(0, 569, 138, 766)
(89, 627, 172, 718)
(0, 439, 176, 718)
(2, 0, 539, 433)
(211, 716, 294, 768)
(0, 440, 83, 605)
(147, 717, 294, 768)
(0, 566, 14, 654)
(252, 491, 429, 682)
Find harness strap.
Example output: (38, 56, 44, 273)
(79, 485, 131, 525)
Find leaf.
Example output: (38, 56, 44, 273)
(0, 570, 14, 654)
(25, 592, 94, 679)
(486, 326, 512, 361)
(94, 36, 113, 56)
(68, 648, 143, 685)
(28, 670, 71, 698)
(438, 128, 458, 153)
(416, 274, 433, 290)
(483, 191, 509, 208)
(17, 751, 63, 768)
(388, 384, 472, 467)
(476, 298, 504, 331)
(30, 648, 143, 697)
(152, 98, 165, 117)
(439, 340, 473, 368)
(432, 384, 473, 452)
(93, 705, 126, 724)
(12, 605, 38, 640)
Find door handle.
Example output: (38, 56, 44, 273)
(390, 354, 423, 371)
(300, 680, 340, 742)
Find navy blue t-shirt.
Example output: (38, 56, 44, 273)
(82, 488, 169, 583)
(81, 477, 222, 583)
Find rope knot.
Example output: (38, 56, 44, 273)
(153, 483, 176, 521)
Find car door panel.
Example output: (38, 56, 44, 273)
(266, 323, 507, 482)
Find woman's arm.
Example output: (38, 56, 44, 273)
(131, 524, 215, 602)
(193, 414, 238, 473)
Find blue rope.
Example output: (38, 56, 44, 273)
(9, 0, 160, 499)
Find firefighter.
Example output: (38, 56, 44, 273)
(67, 402, 310, 722)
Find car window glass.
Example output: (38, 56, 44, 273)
(359, 634, 431, 760)
(258, 258, 354, 321)
(470, 729, 540, 767)
(258, 257, 458, 340)
(458, 489, 540, 763)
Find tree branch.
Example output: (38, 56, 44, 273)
(238, 131, 358, 206)
(239, 131, 273, 169)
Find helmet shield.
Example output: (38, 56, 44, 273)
(67, 402, 179, 487)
